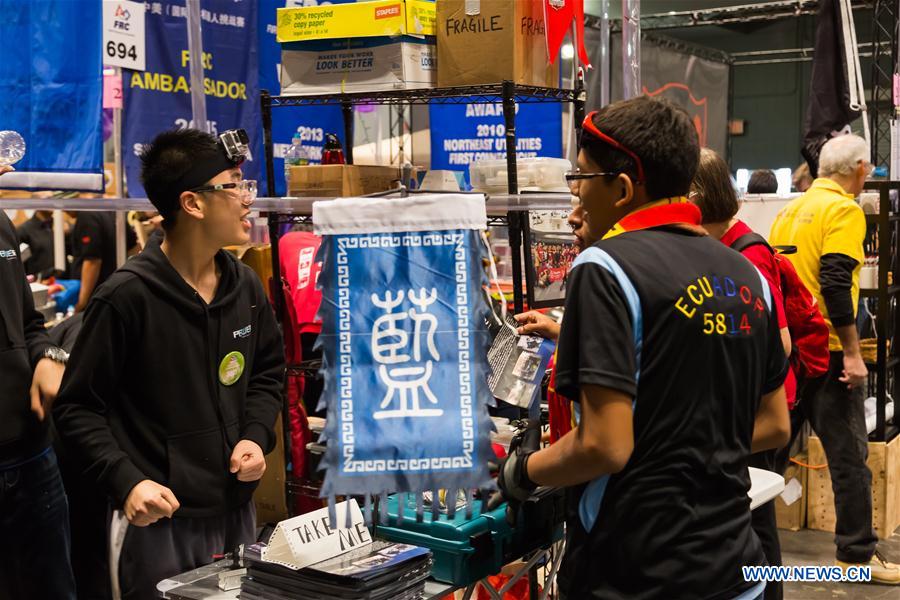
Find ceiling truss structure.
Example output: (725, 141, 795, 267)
(595, 0, 873, 31)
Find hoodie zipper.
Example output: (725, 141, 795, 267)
(200, 296, 231, 447)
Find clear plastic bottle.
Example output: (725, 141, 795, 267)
(283, 133, 306, 192)
(0, 130, 26, 166)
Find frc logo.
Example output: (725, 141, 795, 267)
(113, 4, 131, 30)
(375, 4, 401, 19)
(0, 249, 16, 260)
(233, 325, 252, 339)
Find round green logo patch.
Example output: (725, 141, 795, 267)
(218, 351, 245, 386)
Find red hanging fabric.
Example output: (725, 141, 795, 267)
(543, 0, 591, 67)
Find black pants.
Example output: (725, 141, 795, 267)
(748, 449, 782, 600)
(110, 502, 255, 600)
(775, 352, 877, 563)
(0, 448, 76, 600)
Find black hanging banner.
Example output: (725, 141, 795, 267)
(585, 28, 731, 159)
(801, 0, 860, 177)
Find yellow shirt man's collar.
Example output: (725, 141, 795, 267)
(808, 177, 854, 200)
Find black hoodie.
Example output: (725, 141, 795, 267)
(0, 212, 53, 467)
(53, 237, 284, 517)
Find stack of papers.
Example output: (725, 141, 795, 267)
(241, 541, 432, 600)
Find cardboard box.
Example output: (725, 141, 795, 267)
(277, 0, 435, 43)
(437, 0, 558, 87)
(254, 415, 289, 524)
(807, 434, 900, 538)
(288, 165, 400, 197)
(281, 36, 435, 96)
(775, 451, 808, 531)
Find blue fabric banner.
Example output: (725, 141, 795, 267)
(123, 0, 259, 197)
(258, 0, 347, 197)
(0, 0, 103, 191)
(314, 197, 495, 508)
(429, 101, 563, 184)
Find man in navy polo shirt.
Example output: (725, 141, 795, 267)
(496, 97, 790, 600)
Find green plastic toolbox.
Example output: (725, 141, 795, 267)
(376, 490, 565, 586)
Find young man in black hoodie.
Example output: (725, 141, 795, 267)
(0, 164, 75, 599)
(54, 129, 284, 599)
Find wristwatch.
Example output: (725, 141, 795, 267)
(42, 346, 69, 365)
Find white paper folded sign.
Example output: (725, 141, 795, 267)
(780, 477, 804, 507)
(261, 499, 373, 570)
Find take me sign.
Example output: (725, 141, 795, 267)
(261, 500, 373, 570)
(291, 513, 371, 552)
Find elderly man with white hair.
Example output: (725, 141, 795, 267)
(770, 134, 898, 585)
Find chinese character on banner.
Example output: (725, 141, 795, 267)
(313, 195, 496, 525)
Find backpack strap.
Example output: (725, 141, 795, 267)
(730, 232, 773, 255)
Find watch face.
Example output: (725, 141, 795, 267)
(45, 347, 68, 363)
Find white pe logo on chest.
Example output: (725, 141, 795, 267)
(0, 248, 16, 260)
(232, 324, 252, 339)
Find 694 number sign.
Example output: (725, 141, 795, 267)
(107, 41, 138, 63)
(102, 0, 145, 71)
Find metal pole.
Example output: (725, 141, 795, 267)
(622, 0, 641, 100)
(185, 0, 209, 132)
(114, 66, 126, 267)
(53, 210, 65, 272)
(261, 90, 276, 198)
(502, 81, 525, 314)
(876, 182, 888, 441)
(342, 101, 354, 164)
(599, 0, 610, 106)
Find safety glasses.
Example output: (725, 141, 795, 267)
(564, 170, 619, 183)
(191, 179, 257, 206)
(581, 111, 645, 184)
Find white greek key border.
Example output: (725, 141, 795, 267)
(335, 232, 474, 474)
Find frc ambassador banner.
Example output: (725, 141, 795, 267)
(124, 0, 259, 197)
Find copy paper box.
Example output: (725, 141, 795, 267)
(288, 165, 400, 198)
(281, 37, 435, 96)
(277, 0, 436, 43)
(437, 0, 557, 87)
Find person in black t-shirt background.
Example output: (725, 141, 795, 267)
(16, 210, 54, 278)
(495, 97, 790, 600)
(69, 211, 139, 312)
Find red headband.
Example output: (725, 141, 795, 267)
(581, 111, 646, 184)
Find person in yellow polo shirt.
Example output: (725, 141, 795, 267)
(770, 134, 899, 584)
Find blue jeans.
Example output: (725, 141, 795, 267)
(0, 447, 76, 600)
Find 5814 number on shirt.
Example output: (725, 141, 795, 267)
(702, 312, 753, 336)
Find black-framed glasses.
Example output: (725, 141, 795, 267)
(190, 179, 257, 206)
(564, 170, 618, 183)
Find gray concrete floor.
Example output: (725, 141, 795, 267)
(781, 529, 900, 599)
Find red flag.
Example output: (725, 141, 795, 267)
(543, 0, 591, 67)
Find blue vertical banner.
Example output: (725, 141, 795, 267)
(429, 101, 563, 183)
(0, 0, 103, 191)
(313, 195, 496, 517)
(258, 0, 347, 197)
(123, 0, 260, 197)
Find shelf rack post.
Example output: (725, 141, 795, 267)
(876, 181, 889, 441)
(342, 100, 354, 165)
(502, 81, 526, 314)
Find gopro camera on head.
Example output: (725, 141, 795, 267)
(219, 129, 250, 165)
